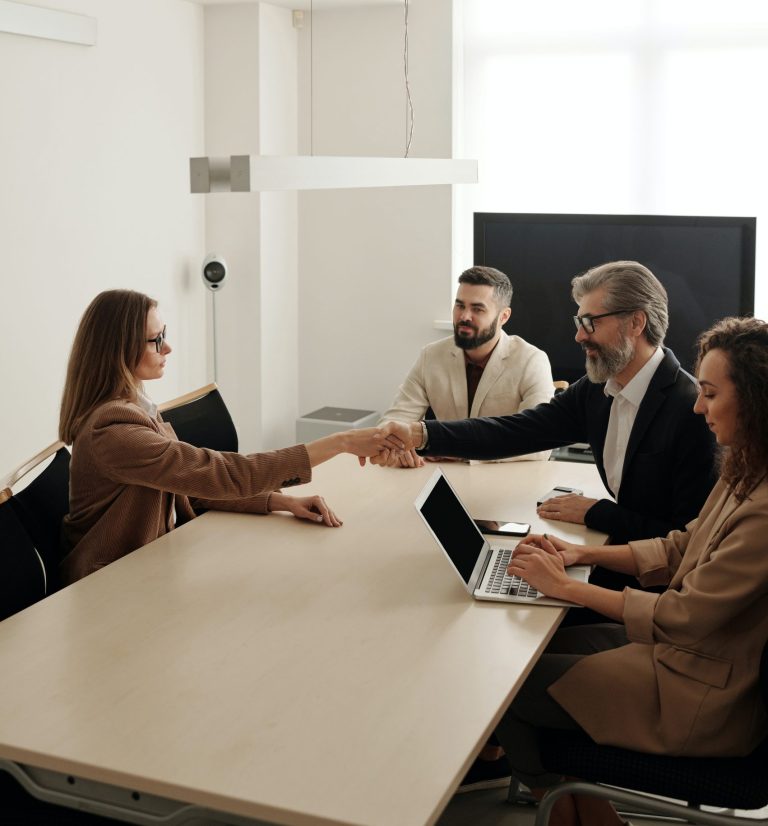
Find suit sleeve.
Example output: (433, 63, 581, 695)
(379, 349, 429, 424)
(493, 347, 554, 463)
(423, 381, 588, 460)
(623, 497, 768, 647)
(517, 347, 555, 413)
(627, 523, 697, 588)
(584, 409, 717, 541)
(91, 407, 311, 502)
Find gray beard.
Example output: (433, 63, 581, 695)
(584, 335, 634, 383)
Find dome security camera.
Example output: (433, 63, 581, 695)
(202, 254, 228, 291)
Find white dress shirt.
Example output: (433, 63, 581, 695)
(602, 347, 664, 497)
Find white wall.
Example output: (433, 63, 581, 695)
(0, 0, 206, 472)
(296, 0, 458, 420)
(203, 2, 299, 453)
(203, 0, 457, 443)
(1, 0, 458, 472)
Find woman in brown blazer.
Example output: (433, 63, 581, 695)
(501, 316, 768, 826)
(59, 290, 400, 584)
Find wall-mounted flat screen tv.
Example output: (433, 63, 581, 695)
(474, 212, 756, 385)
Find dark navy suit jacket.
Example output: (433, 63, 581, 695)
(423, 348, 718, 545)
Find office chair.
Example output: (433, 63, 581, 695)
(0, 494, 46, 621)
(533, 641, 768, 826)
(159, 382, 238, 453)
(5, 441, 71, 594)
(0, 454, 139, 824)
(0, 441, 70, 602)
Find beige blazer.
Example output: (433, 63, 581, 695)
(550, 477, 768, 756)
(61, 400, 311, 584)
(380, 332, 554, 461)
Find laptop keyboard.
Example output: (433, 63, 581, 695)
(484, 548, 539, 598)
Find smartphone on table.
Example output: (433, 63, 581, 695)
(536, 486, 583, 506)
(473, 519, 531, 537)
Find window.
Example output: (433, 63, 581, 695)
(458, 0, 768, 317)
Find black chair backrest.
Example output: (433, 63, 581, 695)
(8, 446, 70, 593)
(759, 638, 768, 711)
(0, 500, 47, 620)
(160, 386, 238, 453)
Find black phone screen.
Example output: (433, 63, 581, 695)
(473, 519, 530, 537)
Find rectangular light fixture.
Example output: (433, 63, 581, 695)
(0, 0, 96, 45)
(190, 155, 478, 193)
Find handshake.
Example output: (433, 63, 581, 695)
(341, 421, 426, 468)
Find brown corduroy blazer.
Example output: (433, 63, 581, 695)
(61, 400, 312, 584)
(550, 477, 768, 757)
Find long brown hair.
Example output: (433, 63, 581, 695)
(59, 290, 156, 443)
(696, 316, 768, 502)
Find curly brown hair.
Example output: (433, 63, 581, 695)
(696, 316, 768, 502)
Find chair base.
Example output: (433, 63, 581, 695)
(534, 780, 768, 826)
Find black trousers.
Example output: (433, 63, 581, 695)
(495, 623, 629, 788)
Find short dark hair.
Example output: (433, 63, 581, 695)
(571, 260, 668, 347)
(458, 266, 513, 309)
(696, 316, 768, 502)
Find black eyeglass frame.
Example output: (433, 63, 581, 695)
(146, 325, 167, 353)
(572, 309, 639, 335)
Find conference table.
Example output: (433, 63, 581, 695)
(0, 457, 606, 826)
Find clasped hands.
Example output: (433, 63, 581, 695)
(354, 421, 457, 468)
(347, 421, 422, 466)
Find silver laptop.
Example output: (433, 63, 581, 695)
(414, 469, 590, 606)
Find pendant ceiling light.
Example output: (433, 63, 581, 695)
(190, 0, 477, 193)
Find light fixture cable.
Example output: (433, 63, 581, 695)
(310, 0, 314, 155)
(404, 0, 414, 158)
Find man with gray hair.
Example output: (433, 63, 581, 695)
(378, 265, 554, 467)
(389, 259, 718, 793)
(386, 260, 717, 547)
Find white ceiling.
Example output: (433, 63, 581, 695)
(190, 0, 403, 9)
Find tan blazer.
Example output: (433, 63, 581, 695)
(380, 332, 554, 461)
(61, 400, 311, 584)
(550, 477, 768, 756)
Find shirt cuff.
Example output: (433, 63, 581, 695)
(419, 420, 429, 450)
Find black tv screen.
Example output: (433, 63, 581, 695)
(474, 212, 756, 385)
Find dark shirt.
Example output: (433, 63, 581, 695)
(464, 347, 494, 415)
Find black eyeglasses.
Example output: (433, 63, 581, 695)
(573, 310, 638, 335)
(146, 325, 167, 353)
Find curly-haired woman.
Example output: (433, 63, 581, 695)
(502, 316, 768, 825)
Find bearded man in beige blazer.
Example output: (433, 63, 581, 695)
(379, 266, 553, 466)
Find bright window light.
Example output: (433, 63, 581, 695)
(459, 0, 768, 317)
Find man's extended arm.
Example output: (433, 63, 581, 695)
(422, 382, 589, 460)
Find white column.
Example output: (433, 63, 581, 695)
(203, 2, 299, 452)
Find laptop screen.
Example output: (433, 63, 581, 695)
(417, 472, 486, 583)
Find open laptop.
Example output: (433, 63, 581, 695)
(414, 469, 590, 606)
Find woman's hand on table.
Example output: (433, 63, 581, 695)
(268, 493, 342, 527)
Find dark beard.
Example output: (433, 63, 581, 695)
(453, 314, 500, 350)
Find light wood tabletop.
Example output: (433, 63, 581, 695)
(0, 458, 606, 826)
